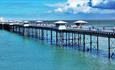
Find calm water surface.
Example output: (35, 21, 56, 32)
(0, 0, 115, 69)
(0, 29, 115, 70)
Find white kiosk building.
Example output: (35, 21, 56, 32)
(54, 20, 67, 30)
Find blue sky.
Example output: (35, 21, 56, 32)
(0, 0, 115, 20)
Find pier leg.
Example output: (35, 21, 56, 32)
(19, 26, 21, 35)
(13, 26, 15, 32)
(45, 30, 46, 40)
(31, 28, 34, 38)
(97, 36, 99, 53)
(108, 37, 111, 59)
(41, 29, 44, 40)
(20, 27, 22, 35)
(59, 31, 62, 47)
(12, 25, 14, 32)
(78, 34, 80, 48)
(22, 27, 25, 36)
(66, 32, 67, 46)
(90, 35, 92, 52)
(11, 25, 13, 32)
(83, 34, 85, 52)
(60, 31, 64, 47)
(46, 30, 48, 41)
(44, 30, 46, 40)
(33, 28, 35, 38)
(40, 29, 42, 40)
(15, 26, 17, 33)
(68, 33, 70, 46)
(38, 29, 40, 39)
(51, 30, 53, 45)
(72, 33, 74, 46)
(29, 28, 31, 37)
(21, 27, 23, 35)
(35, 28, 38, 38)
(18, 26, 20, 34)
(73, 33, 75, 46)
(24, 27, 27, 36)
(74, 33, 76, 46)
(79, 34, 82, 45)
(16, 26, 18, 33)
(56, 31, 58, 46)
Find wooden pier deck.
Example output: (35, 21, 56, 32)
(0, 20, 115, 59)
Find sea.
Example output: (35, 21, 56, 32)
(0, 20, 115, 70)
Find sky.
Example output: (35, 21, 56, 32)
(0, 0, 115, 20)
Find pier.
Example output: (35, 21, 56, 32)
(0, 20, 115, 59)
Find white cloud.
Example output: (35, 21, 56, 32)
(46, 0, 115, 14)
(91, 0, 104, 6)
(91, 0, 115, 6)
(89, 8, 115, 14)
(54, 8, 64, 13)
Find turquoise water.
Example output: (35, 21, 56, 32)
(0, 0, 115, 69)
(0, 29, 115, 70)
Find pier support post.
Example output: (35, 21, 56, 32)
(50, 30, 53, 45)
(12, 25, 14, 32)
(11, 25, 13, 32)
(46, 30, 48, 41)
(35, 28, 38, 38)
(16, 26, 18, 33)
(38, 29, 40, 39)
(79, 34, 82, 45)
(28, 27, 30, 37)
(24, 27, 27, 36)
(90, 35, 92, 52)
(72, 33, 74, 46)
(40, 29, 42, 40)
(83, 34, 85, 52)
(78, 34, 80, 48)
(30, 28, 33, 37)
(60, 31, 63, 47)
(41, 29, 44, 40)
(13, 26, 15, 32)
(108, 37, 111, 59)
(66, 32, 67, 46)
(18, 26, 20, 34)
(15, 26, 17, 33)
(56, 31, 58, 46)
(68, 33, 70, 46)
(17, 26, 19, 34)
(73, 33, 75, 46)
(22, 27, 25, 36)
(97, 36, 99, 52)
